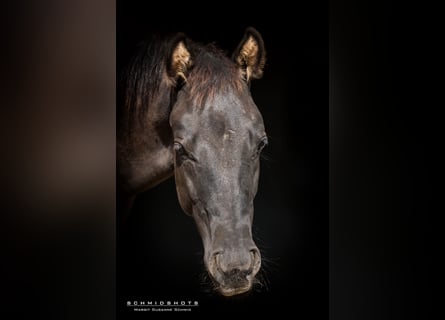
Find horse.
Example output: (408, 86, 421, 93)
(117, 27, 268, 296)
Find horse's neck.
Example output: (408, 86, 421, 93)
(117, 101, 174, 195)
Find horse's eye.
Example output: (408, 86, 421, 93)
(173, 142, 184, 153)
(258, 137, 268, 152)
(253, 137, 268, 159)
(174, 142, 197, 163)
(174, 142, 186, 160)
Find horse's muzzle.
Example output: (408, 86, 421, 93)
(208, 247, 261, 296)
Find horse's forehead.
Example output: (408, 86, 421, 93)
(201, 94, 259, 125)
(171, 90, 264, 141)
(205, 106, 255, 128)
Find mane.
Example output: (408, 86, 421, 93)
(187, 43, 244, 107)
(119, 35, 245, 116)
(119, 35, 170, 112)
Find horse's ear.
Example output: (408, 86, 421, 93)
(232, 27, 266, 81)
(167, 34, 192, 83)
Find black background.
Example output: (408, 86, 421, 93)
(117, 0, 328, 317)
(330, 1, 435, 319)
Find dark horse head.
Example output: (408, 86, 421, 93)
(118, 28, 267, 296)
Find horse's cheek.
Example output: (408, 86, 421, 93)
(174, 169, 195, 215)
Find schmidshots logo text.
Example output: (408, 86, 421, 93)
(126, 300, 199, 312)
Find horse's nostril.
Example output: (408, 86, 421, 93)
(250, 249, 258, 263)
(249, 248, 261, 272)
(212, 251, 223, 258)
(213, 251, 222, 262)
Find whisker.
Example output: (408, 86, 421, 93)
(260, 152, 272, 162)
